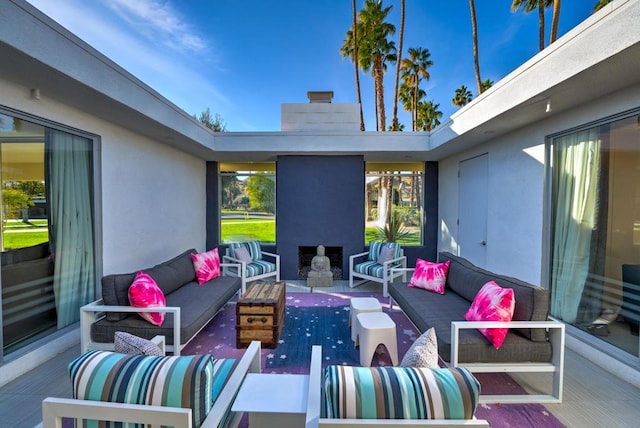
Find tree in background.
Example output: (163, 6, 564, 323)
(452, 85, 473, 107)
(197, 108, 227, 132)
(351, 0, 365, 130)
(2, 188, 32, 222)
(480, 78, 494, 93)
(343, 0, 397, 132)
(416, 100, 442, 131)
(550, 0, 561, 44)
(511, 0, 552, 51)
(469, 0, 483, 95)
(593, 0, 613, 12)
(391, 0, 405, 131)
(399, 81, 425, 130)
(245, 175, 275, 213)
(400, 47, 433, 131)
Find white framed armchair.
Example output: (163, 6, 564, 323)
(223, 240, 280, 294)
(349, 241, 407, 297)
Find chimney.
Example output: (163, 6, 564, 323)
(307, 91, 334, 103)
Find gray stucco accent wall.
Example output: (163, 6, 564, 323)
(276, 155, 365, 279)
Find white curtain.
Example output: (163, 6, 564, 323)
(550, 129, 601, 323)
(45, 129, 95, 328)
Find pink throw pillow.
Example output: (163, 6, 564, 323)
(464, 281, 515, 349)
(408, 259, 450, 294)
(191, 248, 221, 284)
(128, 271, 166, 326)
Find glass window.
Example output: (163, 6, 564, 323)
(219, 163, 276, 244)
(549, 112, 640, 358)
(0, 112, 95, 356)
(365, 163, 423, 245)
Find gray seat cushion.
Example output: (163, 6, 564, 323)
(388, 282, 552, 363)
(92, 275, 241, 345)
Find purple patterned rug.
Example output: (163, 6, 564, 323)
(183, 291, 564, 428)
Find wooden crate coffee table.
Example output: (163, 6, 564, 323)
(236, 281, 286, 348)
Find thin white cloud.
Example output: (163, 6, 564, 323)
(103, 0, 208, 54)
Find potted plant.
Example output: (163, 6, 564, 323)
(377, 209, 410, 243)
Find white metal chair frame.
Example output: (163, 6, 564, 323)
(348, 249, 407, 297)
(223, 248, 280, 295)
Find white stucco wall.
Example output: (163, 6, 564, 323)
(439, 83, 640, 286)
(0, 78, 207, 277)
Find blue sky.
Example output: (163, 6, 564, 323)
(26, 0, 596, 132)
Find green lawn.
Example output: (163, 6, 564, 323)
(2, 230, 49, 249)
(220, 217, 421, 246)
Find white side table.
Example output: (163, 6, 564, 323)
(356, 312, 398, 366)
(349, 297, 382, 342)
(231, 373, 308, 428)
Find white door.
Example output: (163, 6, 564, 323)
(458, 154, 488, 267)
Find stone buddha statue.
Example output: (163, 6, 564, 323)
(307, 245, 333, 289)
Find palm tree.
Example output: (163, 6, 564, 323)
(416, 100, 442, 131)
(352, 0, 364, 131)
(593, 0, 612, 12)
(550, 0, 561, 44)
(400, 47, 433, 131)
(452, 85, 473, 108)
(399, 82, 425, 131)
(480, 78, 494, 92)
(358, 0, 397, 132)
(391, 0, 405, 131)
(341, 26, 364, 130)
(469, 0, 483, 94)
(511, 0, 552, 51)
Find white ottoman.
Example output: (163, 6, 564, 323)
(355, 312, 398, 367)
(349, 297, 382, 342)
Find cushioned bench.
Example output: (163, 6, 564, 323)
(81, 249, 241, 355)
(388, 252, 565, 404)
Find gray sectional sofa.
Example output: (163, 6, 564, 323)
(80, 249, 241, 355)
(389, 251, 565, 403)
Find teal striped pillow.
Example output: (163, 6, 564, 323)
(69, 350, 237, 428)
(322, 366, 480, 420)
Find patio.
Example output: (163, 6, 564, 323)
(1, 280, 639, 427)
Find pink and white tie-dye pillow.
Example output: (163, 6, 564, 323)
(464, 280, 515, 349)
(128, 271, 166, 326)
(191, 248, 221, 284)
(408, 259, 450, 294)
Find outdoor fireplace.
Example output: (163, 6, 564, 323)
(298, 246, 343, 280)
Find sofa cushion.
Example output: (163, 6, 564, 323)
(69, 350, 237, 428)
(439, 252, 550, 342)
(191, 248, 221, 284)
(101, 249, 197, 321)
(128, 271, 167, 326)
(322, 365, 480, 420)
(92, 275, 241, 346)
(464, 281, 515, 349)
(388, 281, 552, 364)
(409, 259, 450, 294)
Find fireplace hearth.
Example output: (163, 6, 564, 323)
(298, 246, 343, 280)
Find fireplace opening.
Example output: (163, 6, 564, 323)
(298, 246, 343, 280)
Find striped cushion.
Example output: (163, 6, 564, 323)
(69, 350, 237, 428)
(245, 260, 277, 277)
(231, 241, 262, 262)
(322, 366, 480, 420)
(368, 241, 401, 262)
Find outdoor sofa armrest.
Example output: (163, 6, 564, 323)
(80, 299, 182, 355)
(41, 341, 263, 428)
(349, 251, 370, 264)
(450, 319, 565, 404)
